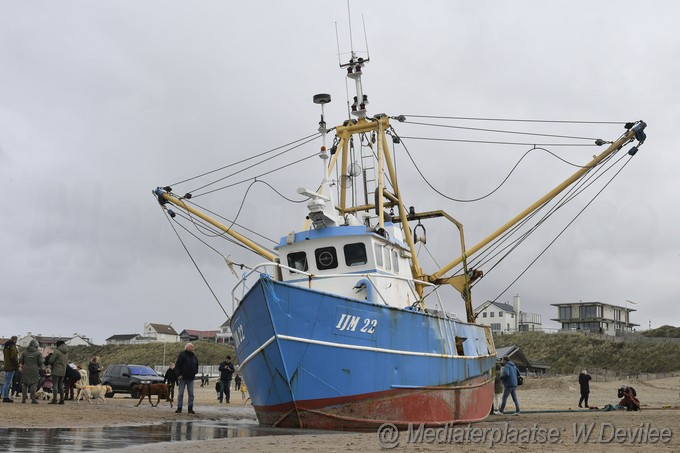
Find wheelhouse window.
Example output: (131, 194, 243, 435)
(315, 246, 338, 271)
(374, 243, 383, 267)
(344, 243, 367, 267)
(287, 251, 308, 272)
(392, 250, 399, 272)
(384, 247, 391, 271)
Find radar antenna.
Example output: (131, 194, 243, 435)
(335, 1, 371, 119)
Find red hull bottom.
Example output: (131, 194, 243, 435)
(253, 374, 494, 431)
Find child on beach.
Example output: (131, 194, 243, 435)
(241, 382, 248, 402)
(38, 370, 53, 400)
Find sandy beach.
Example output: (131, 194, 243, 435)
(2, 376, 680, 452)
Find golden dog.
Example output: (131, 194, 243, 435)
(75, 384, 112, 404)
(133, 383, 173, 408)
(35, 388, 52, 400)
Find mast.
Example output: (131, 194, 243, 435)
(334, 54, 427, 295)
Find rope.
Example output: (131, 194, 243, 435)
(399, 114, 627, 125)
(402, 119, 603, 142)
(160, 205, 231, 321)
(169, 132, 321, 187)
(490, 154, 634, 302)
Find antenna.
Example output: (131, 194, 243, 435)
(362, 14, 370, 61)
(336, 22, 352, 119)
(347, 0, 354, 54)
(334, 22, 342, 67)
(337, 1, 371, 119)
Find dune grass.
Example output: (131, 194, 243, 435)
(494, 331, 680, 374)
(65, 340, 234, 369)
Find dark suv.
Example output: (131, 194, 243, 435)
(102, 364, 165, 398)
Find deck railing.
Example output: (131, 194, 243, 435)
(231, 261, 462, 321)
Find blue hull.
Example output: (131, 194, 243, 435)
(231, 275, 496, 429)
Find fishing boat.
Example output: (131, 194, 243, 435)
(153, 51, 646, 430)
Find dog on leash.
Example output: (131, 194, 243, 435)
(133, 383, 173, 408)
(75, 384, 112, 404)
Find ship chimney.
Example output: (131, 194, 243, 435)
(512, 294, 521, 333)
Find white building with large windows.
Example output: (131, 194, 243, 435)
(551, 301, 637, 335)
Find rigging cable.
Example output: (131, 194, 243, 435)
(469, 150, 619, 272)
(172, 211, 245, 257)
(169, 132, 321, 188)
(400, 119, 606, 142)
(178, 200, 277, 245)
(490, 154, 635, 302)
(429, 138, 624, 283)
(159, 204, 231, 321)
(416, 242, 442, 270)
(393, 129, 598, 203)
(191, 151, 321, 198)
(394, 136, 597, 147)
(465, 150, 622, 280)
(191, 179, 306, 240)
(465, 150, 623, 280)
(399, 115, 627, 125)
(170, 208, 273, 251)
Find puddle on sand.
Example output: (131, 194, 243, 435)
(0, 419, 325, 452)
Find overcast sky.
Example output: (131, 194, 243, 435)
(1, 1, 678, 345)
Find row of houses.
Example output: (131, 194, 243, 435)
(474, 296, 637, 336)
(104, 321, 233, 345)
(2, 321, 233, 354)
(14, 333, 95, 349)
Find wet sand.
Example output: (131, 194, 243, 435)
(3, 376, 680, 452)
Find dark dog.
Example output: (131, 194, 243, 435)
(133, 383, 173, 408)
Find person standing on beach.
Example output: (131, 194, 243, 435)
(19, 339, 44, 404)
(88, 356, 102, 385)
(11, 367, 23, 398)
(2, 336, 19, 402)
(578, 370, 591, 408)
(494, 356, 521, 415)
(218, 355, 235, 403)
(64, 364, 82, 400)
(164, 362, 177, 403)
(492, 362, 503, 413)
(48, 340, 69, 405)
(174, 343, 199, 414)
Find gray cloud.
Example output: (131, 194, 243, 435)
(1, 0, 678, 343)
